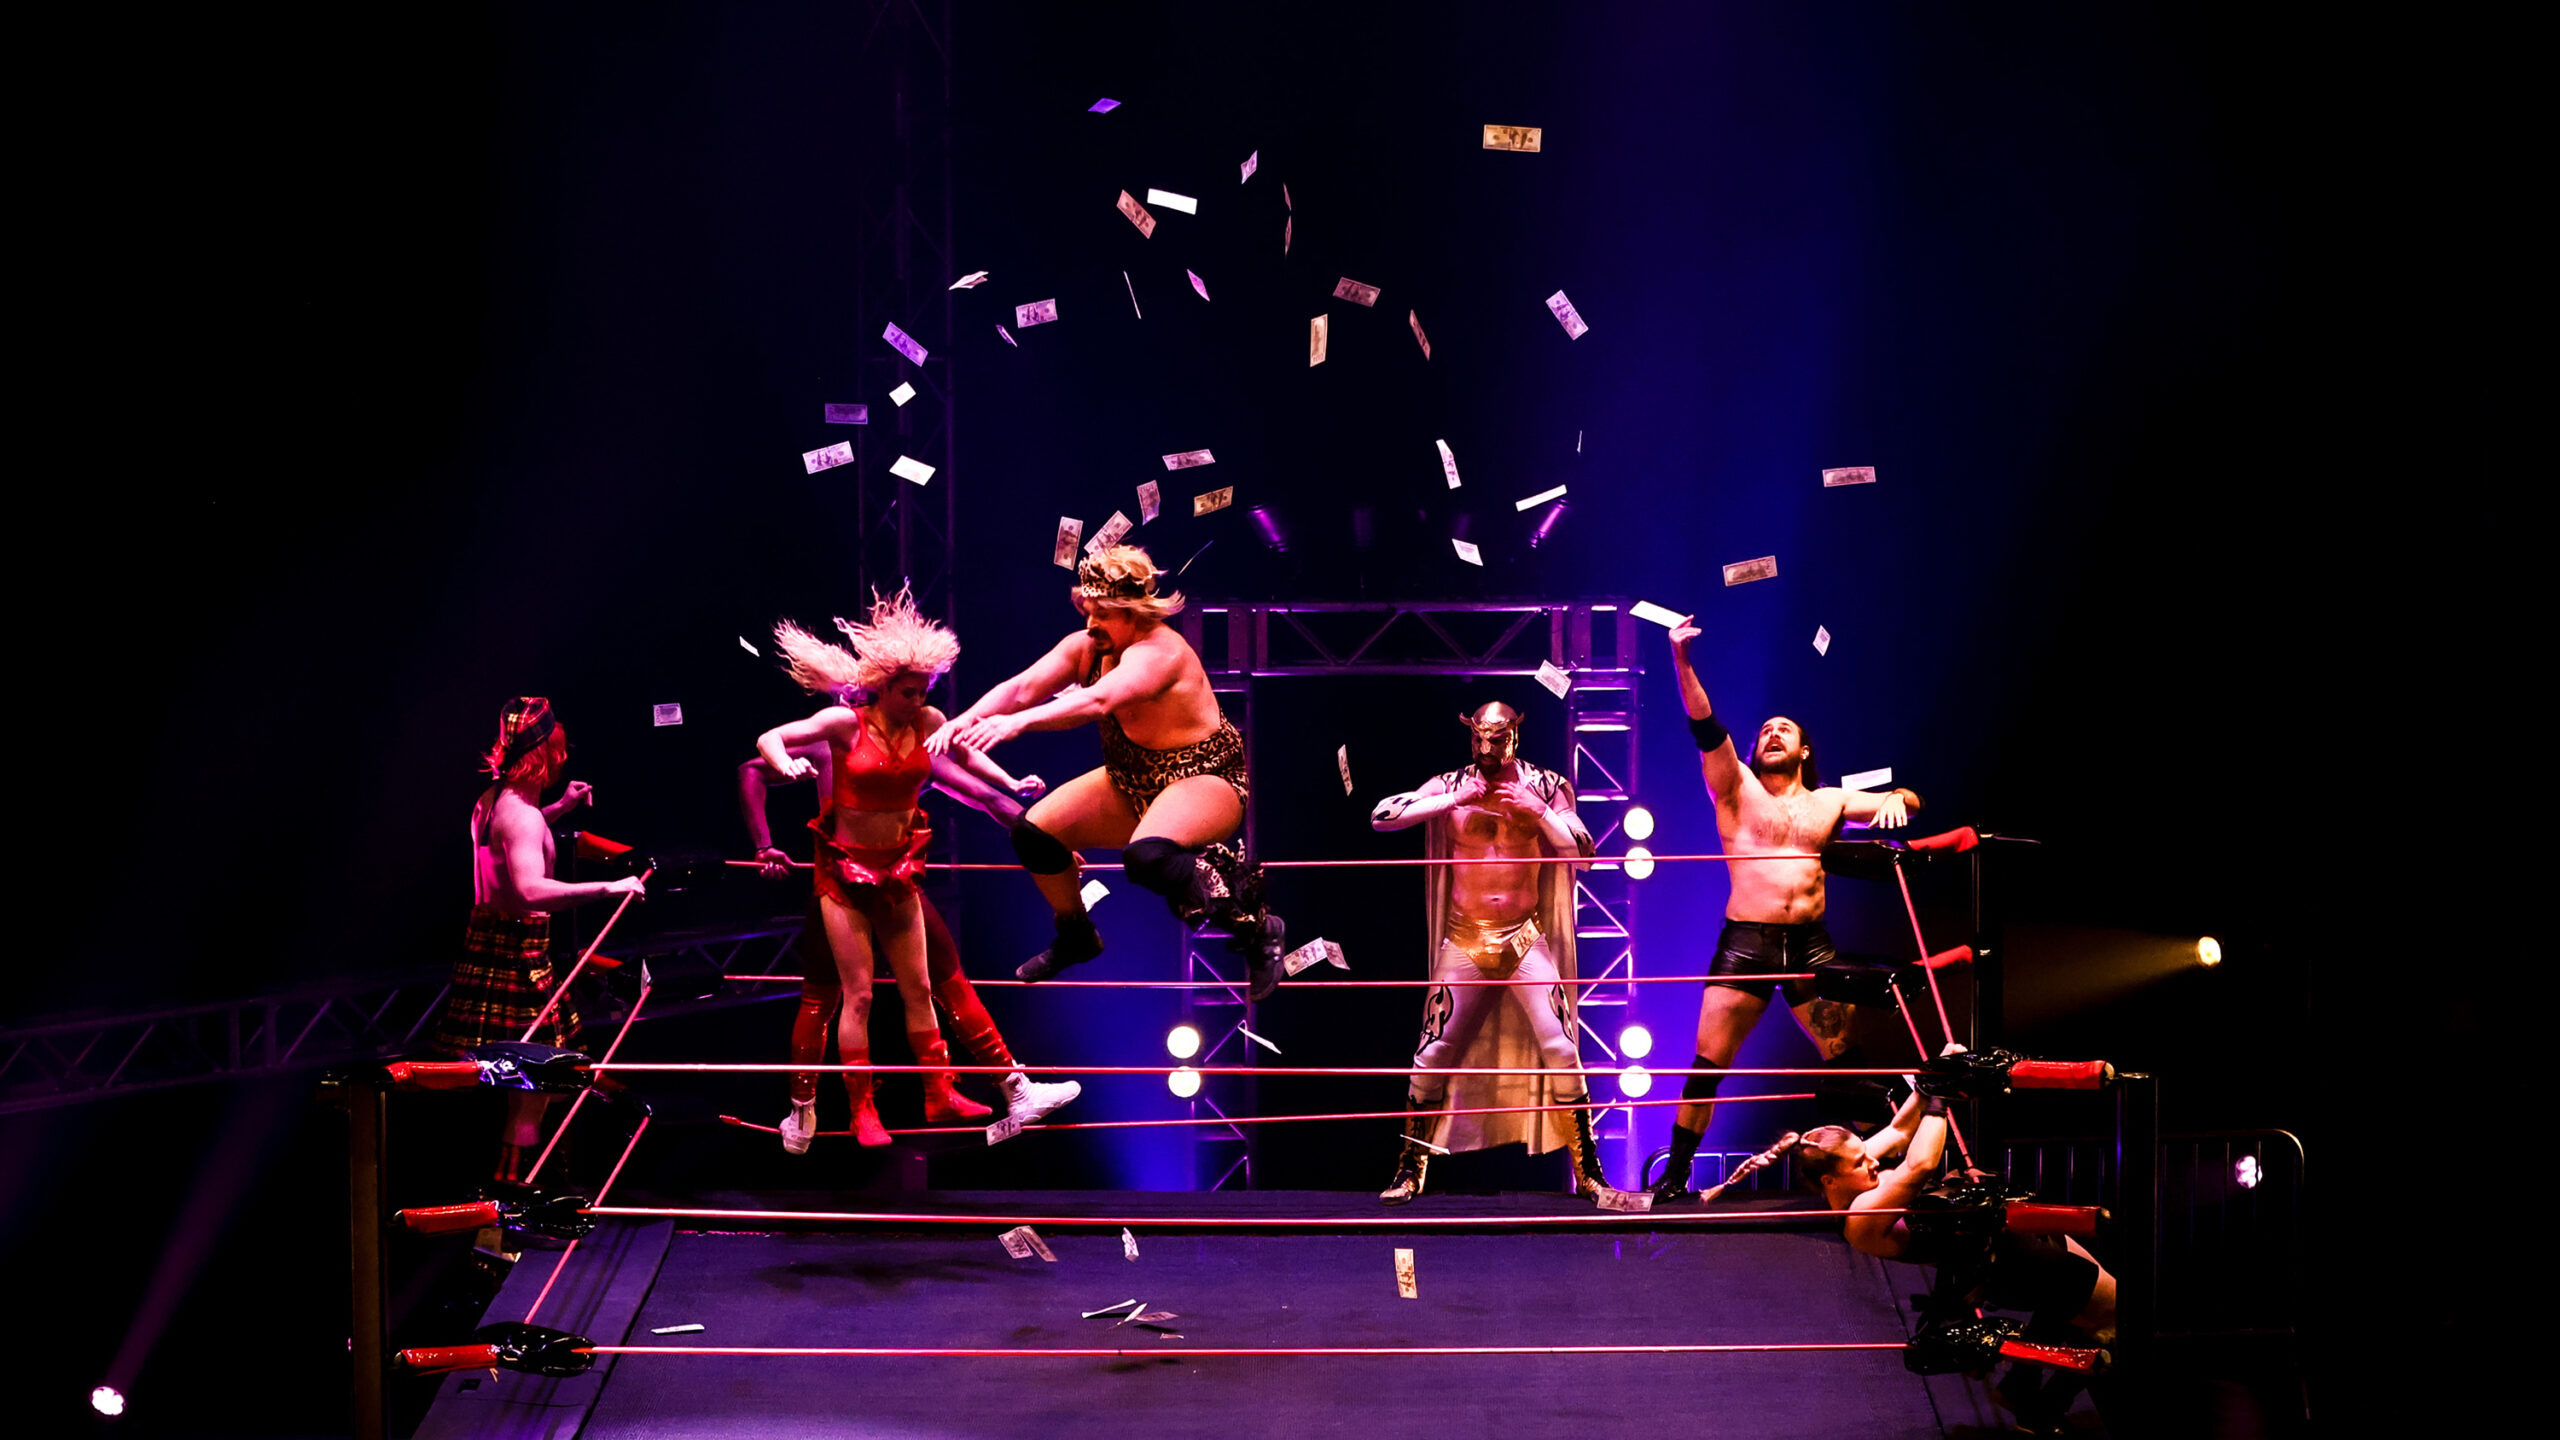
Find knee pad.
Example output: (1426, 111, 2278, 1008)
(1120, 836, 1195, 896)
(1008, 817, 1075, 875)
(1680, 1053, 1726, 1102)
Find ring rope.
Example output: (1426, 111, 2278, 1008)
(523, 1113, 652, 1327)
(594, 1062, 1918, 1078)
(718, 972, 1825, 989)
(582, 1341, 1909, 1359)
(524, 981, 655, 1189)
(520, 865, 653, 1043)
(719, 1091, 1818, 1141)
(588, 1203, 1909, 1229)
(728, 852, 1825, 872)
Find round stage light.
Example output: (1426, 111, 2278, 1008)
(1166, 1024, 1202, 1059)
(2196, 936, 2223, 967)
(91, 1387, 125, 1418)
(2234, 1155, 2262, 1190)
(1618, 1024, 1654, 1060)
(1167, 1065, 1202, 1099)
(1623, 846, 1655, 881)
(1617, 1065, 1653, 1098)
(1623, 806, 1656, 841)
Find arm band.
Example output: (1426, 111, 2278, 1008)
(1688, 714, 1729, 752)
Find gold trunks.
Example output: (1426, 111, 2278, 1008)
(1443, 909, 1542, 971)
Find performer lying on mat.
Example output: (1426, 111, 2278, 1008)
(928, 545, 1289, 999)
(741, 684, 1080, 1153)
(439, 697, 647, 1183)
(1652, 613, 1926, 1204)
(758, 589, 1075, 1147)
(1370, 702, 1628, 1207)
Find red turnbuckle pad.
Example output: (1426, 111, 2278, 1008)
(397, 1201, 504, 1234)
(383, 1061, 486, 1090)
(2004, 1202, 2105, 1235)
(2007, 1060, 2114, 1090)
(1998, 1338, 2110, 1373)
(1906, 827, 1980, 853)
(397, 1343, 503, 1375)
(1922, 945, 1974, 970)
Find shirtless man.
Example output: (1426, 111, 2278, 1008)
(1650, 615, 1926, 1204)
(1369, 702, 1626, 1206)
(928, 546, 1288, 999)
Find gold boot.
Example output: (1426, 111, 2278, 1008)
(1379, 1095, 1436, 1205)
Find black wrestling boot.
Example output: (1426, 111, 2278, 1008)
(1650, 1123, 1704, 1205)
(1560, 1097, 1641, 1210)
(1197, 843, 1288, 1002)
(1017, 911, 1104, 982)
(1815, 1044, 1895, 1129)
(1378, 1096, 1435, 1205)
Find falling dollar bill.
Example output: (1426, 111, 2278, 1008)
(1080, 877, 1110, 909)
(824, 403, 868, 425)
(889, 455, 935, 485)
(949, 270, 990, 289)
(1822, 466, 1877, 487)
(1088, 98, 1120, 113)
(1309, 313, 1329, 366)
(1137, 480, 1161, 523)
(653, 703, 684, 727)
(1193, 487, 1234, 516)
(1283, 182, 1292, 210)
(1534, 661, 1571, 698)
(1283, 214, 1292, 253)
(1162, 449, 1216, 470)
(997, 324, 1017, 347)
(650, 1324, 706, 1335)
(1240, 150, 1258, 183)
(1629, 600, 1686, 628)
(1813, 626, 1831, 656)
(1545, 290, 1589, 339)
(1053, 517, 1084, 568)
(889, 382, 916, 406)
(1452, 537, 1483, 566)
(1394, 1249, 1418, 1299)
(1087, 511, 1134, 554)
(1595, 1189, 1654, 1214)
(985, 1115, 1024, 1145)
(999, 1226, 1057, 1261)
(1482, 124, 1543, 152)
(1435, 439, 1462, 489)
(883, 322, 929, 365)
(1281, 937, 1348, 977)
(1122, 1228, 1140, 1262)
(1123, 270, 1141, 318)
(738, 636, 759, 656)
(1337, 744, 1352, 794)
(1333, 277, 1380, 307)
(803, 441, 854, 474)
(1144, 188, 1197, 215)
(1116, 189, 1156, 238)
(1515, 483, 1566, 511)
(1722, 555, 1778, 586)
(1082, 1300, 1142, 1319)
(1235, 1024, 1281, 1055)
(1409, 310, 1431, 359)
(1839, 766, 1893, 792)
(1016, 298, 1059, 327)
(1188, 269, 1211, 302)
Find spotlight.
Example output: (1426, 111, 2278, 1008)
(1618, 1024, 1654, 1060)
(1622, 806, 1655, 842)
(1167, 1065, 1202, 1099)
(1527, 501, 1568, 548)
(91, 1386, 125, 1418)
(1623, 846, 1655, 881)
(2234, 1155, 2262, 1190)
(1248, 506, 1288, 552)
(1617, 1065, 1652, 1098)
(2196, 936, 2222, 967)
(1165, 1024, 1202, 1060)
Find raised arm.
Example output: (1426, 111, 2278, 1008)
(943, 634, 1177, 752)
(491, 795, 643, 912)
(1371, 771, 1464, 832)
(914, 708, 1031, 827)
(541, 780, 594, 826)
(1844, 1113, 1950, 1256)
(1839, 785, 1924, 831)
(1669, 616, 1750, 805)
(925, 631, 1091, 755)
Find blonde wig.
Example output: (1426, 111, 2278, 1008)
(774, 585, 961, 698)
(1072, 544, 1186, 623)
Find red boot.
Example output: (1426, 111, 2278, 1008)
(914, 1033, 992, 1124)
(843, 1065, 893, 1147)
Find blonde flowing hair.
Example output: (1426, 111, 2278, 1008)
(773, 585, 961, 699)
(1072, 544, 1186, 623)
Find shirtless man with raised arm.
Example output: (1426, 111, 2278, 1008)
(1650, 614, 1927, 1204)
(927, 546, 1288, 1000)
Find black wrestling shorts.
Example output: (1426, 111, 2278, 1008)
(1707, 919, 1838, 1004)
(1979, 1232, 2103, 1329)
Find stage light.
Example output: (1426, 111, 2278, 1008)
(1165, 1024, 1202, 1060)
(1248, 506, 1288, 552)
(1527, 501, 1568, 548)
(2196, 936, 2222, 967)
(1167, 1065, 1202, 1099)
(1618, 1025, 1654, 1060)
(1623, 846, 1655, 880)
(1617, 1065, 1652, 1098)
(1622, 806, 1655, 841)
(91, 1386, 125, 1418)
(2234, 1155, 2262, 1190)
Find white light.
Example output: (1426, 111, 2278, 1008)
(2197, 936, 2222, 967)
(1618, 1025, 1654, 1060)
(1623, 846, 1655, 881)
(1167, 1065, 1202, 1099)
(2234, 1155, 2262, 1190)
(1623, 806, 1655, 841)
(1165, 1024, 1202, 1059)
(1617, 1065, 1653, 1098)
(91, 1387, 125, 1418)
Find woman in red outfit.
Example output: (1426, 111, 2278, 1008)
(756, 590, 1020, 1145)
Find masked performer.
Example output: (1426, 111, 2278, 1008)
(741, 694, 1081, 1153)
(438, 697, 647, 1181)
(929, 546, 1288, 999)
(1368, 702, 1630, 1206)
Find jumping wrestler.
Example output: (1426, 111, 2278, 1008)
(437, 697, 647, 1182)
(928, 545, 1288, 999)
(757, 590, 1013, 1146)
(741, 698, 1081, 1153)
(1651, 614, 1927, 1204)
(1369, 702, 1630, 1207)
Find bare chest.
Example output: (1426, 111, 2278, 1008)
(1731, 789, 1839, 853)
(1450, 804, 1544, 854)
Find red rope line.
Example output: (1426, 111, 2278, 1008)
(718, 972, 1820, 989)
(588, 1204, 1901, 1228)
(523, 983, 652, 1188)
(523, 1114, 651, 1327)
(727, 852, 1821, 872)
(720, 1092, 1820, 1140)
(584, 1340, 1906, 1358)
(595, 1062, 1921, 1077)
(1890, 864, 1974, 1172)
(520, 867, 654, 1043)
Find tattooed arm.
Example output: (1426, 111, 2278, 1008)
(1371, 772, 1466, 832)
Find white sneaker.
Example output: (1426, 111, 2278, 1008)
(1000, 1074, 1081, 1126)
(780, 1101, 818, 1154)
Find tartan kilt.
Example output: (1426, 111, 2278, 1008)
(431, 905, 583, 1054)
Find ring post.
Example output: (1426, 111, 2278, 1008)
(2113, 1070, 2160, 1432)
(328, 1072, 389, 1440)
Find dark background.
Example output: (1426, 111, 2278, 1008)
(7, 1, 2485, 1433)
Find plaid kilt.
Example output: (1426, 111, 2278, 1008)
(431, 905, 582, 1054)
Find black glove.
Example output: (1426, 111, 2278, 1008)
(469, 1041, 594, 1092)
